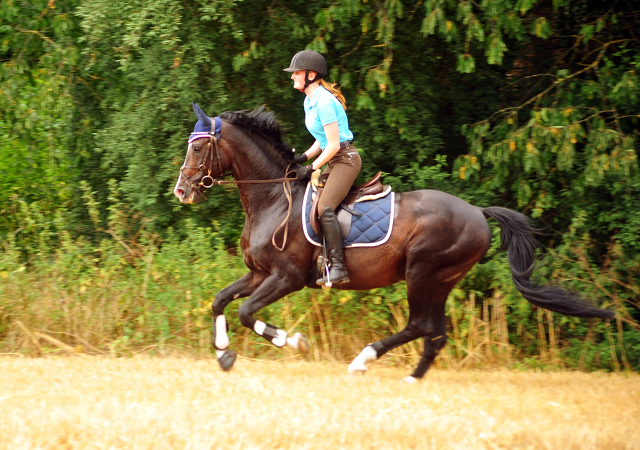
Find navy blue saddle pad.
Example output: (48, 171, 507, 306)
(302, 184, 395, 248)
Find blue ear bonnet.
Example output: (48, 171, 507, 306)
(189, 102, 222, 142)
(193, 120, 211, 133)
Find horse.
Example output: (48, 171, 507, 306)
(174, 104, 614, 382)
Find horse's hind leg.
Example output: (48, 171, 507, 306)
(348, 281, 450, 380)
(405, 333, 448, 382)
(401, 303, 448, 382)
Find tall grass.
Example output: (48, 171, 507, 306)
(1, 182, 638, 371)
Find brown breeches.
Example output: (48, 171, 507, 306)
(318, 144, 362, 213)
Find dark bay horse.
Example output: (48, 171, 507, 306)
(174, 105, 614, 382)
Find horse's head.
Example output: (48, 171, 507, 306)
(174, 103, 228, 204)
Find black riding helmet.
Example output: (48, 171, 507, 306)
(283, 50, 327, 91)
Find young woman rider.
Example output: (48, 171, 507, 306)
(284, 49, 362, 286)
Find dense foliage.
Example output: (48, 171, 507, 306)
(1, 0, 639, 369)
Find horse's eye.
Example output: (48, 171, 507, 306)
(194, 146, 200, 152)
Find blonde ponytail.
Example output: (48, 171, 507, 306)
(320, 79, 347, 110)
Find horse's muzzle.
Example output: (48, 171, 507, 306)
(175, 187, 202, 204)
(174, 176, 202, 204)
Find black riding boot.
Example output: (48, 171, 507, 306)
(316, 207, 350, 286)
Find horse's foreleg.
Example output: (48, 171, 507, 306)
(212, 271, 263, 371)
(237, 273, 308, 352)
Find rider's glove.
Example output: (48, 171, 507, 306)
(296, 164, 315, 181)
(293, 153, 308, 164)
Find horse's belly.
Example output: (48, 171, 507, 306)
(339, 243, 406, 290)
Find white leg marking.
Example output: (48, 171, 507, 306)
(286, 333, 300, 351)
(215, 315, 230, 349)
(348, 345, 378, 374)
(402, 376, 418, 384)
(215, 349, 227, 358)
(272, 329, 287, 347)
(254, 320, 266, 335)
(286, 332, 308, 353)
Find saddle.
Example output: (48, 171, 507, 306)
(310, 171, 391, 239)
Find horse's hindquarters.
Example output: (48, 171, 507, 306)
(339, 190, 491, 290)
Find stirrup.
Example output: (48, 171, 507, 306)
(317, 261, 333, 287)
(316, 265, 349, 287)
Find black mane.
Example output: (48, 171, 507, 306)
(220, 106, 293, 162)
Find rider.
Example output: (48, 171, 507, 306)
(284, 49, 362, 285)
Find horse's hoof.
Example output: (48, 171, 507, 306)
(286, 332, 309, 354)
(347, 361, 368, 375)
(218, 350, 237, 372)
(295, 333, 309, 355)
(347, 345, 377, 375)
(402, 376, 418, 384)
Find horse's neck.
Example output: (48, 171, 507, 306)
(224, 128, 297, 220)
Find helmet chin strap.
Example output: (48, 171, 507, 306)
(300, 69, 321, 92)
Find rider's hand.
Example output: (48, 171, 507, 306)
(293, 153, 308, 164)
(296, 164, 315, 181)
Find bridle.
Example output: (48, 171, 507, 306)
(179, 131, 298, 251)
(179, 134, 227, 198)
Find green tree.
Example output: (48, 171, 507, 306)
(0, 0, 82, 232)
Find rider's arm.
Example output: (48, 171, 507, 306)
(311, 121, 340, 170)
(304, 140, 322, 161)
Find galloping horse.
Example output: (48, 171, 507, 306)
(174, 105, 614, 382)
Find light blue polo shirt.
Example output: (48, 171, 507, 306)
(304, 85, 354, 150)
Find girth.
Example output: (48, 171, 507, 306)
(310, 171, 388, 238)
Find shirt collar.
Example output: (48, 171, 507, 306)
(306, 85, 326, 107)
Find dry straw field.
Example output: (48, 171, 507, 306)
(0, 356, 638, 450)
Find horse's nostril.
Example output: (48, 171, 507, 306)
(175, 189, 184, 198)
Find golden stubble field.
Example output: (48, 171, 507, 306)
(0, 356, 638, 450)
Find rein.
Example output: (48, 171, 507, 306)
(180, 133, 298, 251)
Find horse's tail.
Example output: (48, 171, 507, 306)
(482, 206, 615, 319)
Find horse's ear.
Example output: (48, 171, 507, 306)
(192, 102, 212, 128)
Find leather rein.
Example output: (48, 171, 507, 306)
(180, 133, 298, 251)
